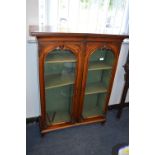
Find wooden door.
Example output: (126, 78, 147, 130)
(79, 42, 119, 122)
(39, 42, 82, 131)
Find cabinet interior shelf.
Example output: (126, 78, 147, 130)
(85, 83, 107, 95)
(46, 111, 71, 125)
(83, 107, 103, 118)
(45, 53, 76, 63)
(45, 72, 108, 95)
(88, 62, 112, 71)
(45, 73, 74, 90)
(45, 54, 112, 71)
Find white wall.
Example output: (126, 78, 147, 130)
(26, 0, 129, 118)
(109, 42, 129, 105)
(26, 0, 40, 118)
(26, 42, 40, 118)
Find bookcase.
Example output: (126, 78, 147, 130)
(30, 26, 128, 134)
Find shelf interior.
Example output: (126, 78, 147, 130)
(85, 83, 107, 95)
(44, 49, 75, 126)
(46, 111, 71, 125)
(45, 53, 76, 63)
(82, 107, 103, 118)
(88, 62, 112, 71)
(45, 73, 74, 90)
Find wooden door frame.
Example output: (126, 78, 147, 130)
(78, 41, 124, 122)
(37, 39, 83, 131)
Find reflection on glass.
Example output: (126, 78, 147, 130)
(44, 49, 76, 125)
(82, 49, 115, 118)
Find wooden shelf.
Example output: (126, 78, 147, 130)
(85, 83, 107, 95)
(45, 73, 74, 90)
(88, 62, 112, 71)
(45, 53, 76, 63)
(46, 111, 71, 125)
(82, 107, 103, 118)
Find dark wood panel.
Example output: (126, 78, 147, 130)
(41, 116, 105, 134)
(30, 25, 128, 39)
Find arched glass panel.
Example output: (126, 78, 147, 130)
(82, 48, 115, 118)
(44, 48, 76, 125)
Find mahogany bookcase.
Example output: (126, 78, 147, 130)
(30, 26, 128, 134)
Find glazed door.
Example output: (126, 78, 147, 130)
(81, 44, 116, 120)
(43, 46, 79, 126)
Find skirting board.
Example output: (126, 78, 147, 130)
(26, 102, 129, 124)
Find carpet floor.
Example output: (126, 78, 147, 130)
(26, 107, 129, 155)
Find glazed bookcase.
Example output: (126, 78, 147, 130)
(30, 26, 128, 134)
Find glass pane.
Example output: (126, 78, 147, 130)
(44, 49, 76, 125)
(82, 49, 115, 118)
